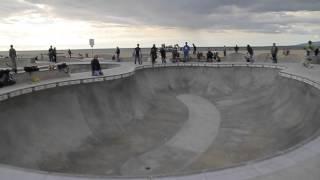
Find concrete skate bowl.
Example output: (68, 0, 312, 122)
(0, 66, 320, 178)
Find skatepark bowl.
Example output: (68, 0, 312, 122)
(0, 65, 320, 178)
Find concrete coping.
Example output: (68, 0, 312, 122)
(0, 63, 288, 101)
(0, 61, 121, 73)
(0, 62, 320, 180)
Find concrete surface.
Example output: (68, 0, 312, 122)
(224, 52, 305, 63)
(14, 70, 70, 84)
(0, 62, 319, 180)
(120, 94, 221, 176)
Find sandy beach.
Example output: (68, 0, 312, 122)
(0, 46, 316, 69)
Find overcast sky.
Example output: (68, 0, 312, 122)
(0, 0, 319, 50)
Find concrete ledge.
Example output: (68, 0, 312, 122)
(15, 70, 70, 84)
(0, 63, 288, 101)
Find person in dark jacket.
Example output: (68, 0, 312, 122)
(172, 46, 179, 63)
(160, 45, 166, 64)
(116, 47, 120, 62)
(68, 49, 72, 58)
(271, 43, 279, 63)
(134, 44, 142, 65)
(53, 47, 57, 63)
(247, 45, 254, 63)
(48, 46, 53, 62)
(91, 55, 103, 76)
(193, 43, 197, 55)
(315, 48, 319, 56)
(150, 44, 158, 65)
(234, 45, 239, 53)
(207, 48, 214, 62)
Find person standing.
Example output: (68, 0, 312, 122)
(183, 42, 190, 62)
(172, 45, 178, 63)
(247, 45, 254, 63)
(68, 49, 72, 58)
(193, 43, 197, 55)
(235, 45, 239, 53)
(134, 44, 142, 65)
(9, 45, 17, 73)
(160, 45, 167, 64)
(48, 46, 53, 62)
(150, 44, 158, 65)
(116, 47, 120, 62)
(223, 46, 227, 57)
(271, 43, 279, 63)
(53, 47, 57, 63)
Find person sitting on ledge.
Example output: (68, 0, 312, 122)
(214, 51, 221, 62)
(197, 52, 203, 61)
(91, 55, 103, 76)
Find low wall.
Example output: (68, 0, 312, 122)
(0, 58, 35, 68)
(14, 70, 70, 84)
(69, 63, 120, 73)
(1, 63, 120, 85)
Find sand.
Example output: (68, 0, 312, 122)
(0, 48, 318, 68)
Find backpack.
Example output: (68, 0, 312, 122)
(0, 70, 16, 88)
(24, 66, 39, 73)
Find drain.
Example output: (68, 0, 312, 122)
(145, 166, 151, 170)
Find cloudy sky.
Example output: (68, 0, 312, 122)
(0, 0, 319, 50)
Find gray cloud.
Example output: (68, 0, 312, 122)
(4, 0, 320, 34)
(0, 0, 36, 18)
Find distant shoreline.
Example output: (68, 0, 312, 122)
(0, 45, 306, 54)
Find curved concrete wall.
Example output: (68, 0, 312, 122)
(0, 65, 320, 178)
